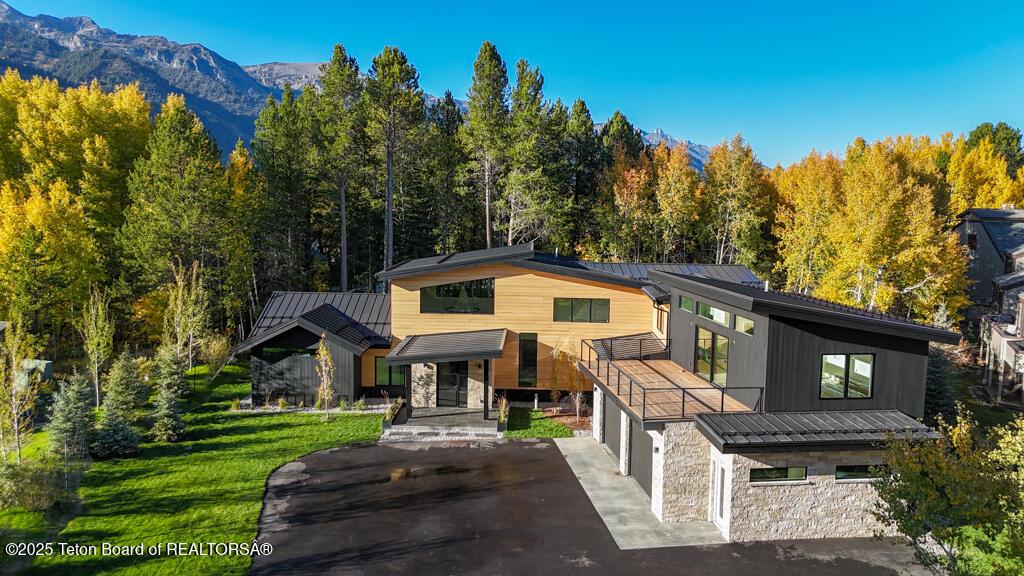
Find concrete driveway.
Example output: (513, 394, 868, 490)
(251, 440, 925, 576)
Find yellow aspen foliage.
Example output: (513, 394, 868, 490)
(947, 137, 1022, 215)
(771, 151, 842, 293)
(653, 142, 703, 259)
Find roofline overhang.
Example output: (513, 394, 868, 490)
(375, 243, 536, 281)
(384, 329, 508, 366)
(648, 270, 960, 345)
(234, 318, 373, 356)
(506, 259, 648, 289)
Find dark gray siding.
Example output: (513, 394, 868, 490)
(603, 399, 621, 459)
(251, 327, 357, 404)
(668, 287, 769, 390)
(958, 219, 1005, 306)
(630, 419, 653, 497)
(764, 317, 928, 417)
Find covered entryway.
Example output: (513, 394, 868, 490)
(437, 361, 468, 407)
(603, 396, 621, 459)
(630, 418, 653, 498)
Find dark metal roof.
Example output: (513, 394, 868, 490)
(958, 208, 1024, 221)
(235, 292, 391, 355)
(993, 268, 1024, 289)
(695, 410, 939, 453)
(649, 271, 961, 344)
(385, 328, 508, 365)
(377, 244, 536, 280)
(982, 220, 1024, 254)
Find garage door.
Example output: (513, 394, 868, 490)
(603, 396, 621, 460)
(630, 418, 653, 498)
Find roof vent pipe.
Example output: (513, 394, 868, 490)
(764, 280, 769, 292)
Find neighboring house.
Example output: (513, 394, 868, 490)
(0, 321, 54, 386)
(238, 243, 958, 543)
(956, 208, 1024, 316)
(980, 293, 1024, 408)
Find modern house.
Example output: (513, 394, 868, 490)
(980, 293, 1024, 408)
(956, 208, 1024, 317)
(238, 243, 958, 543)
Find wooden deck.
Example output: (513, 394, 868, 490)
(579, 358, 759, 421)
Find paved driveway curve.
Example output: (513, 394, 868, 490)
(251, 439, 924, 576)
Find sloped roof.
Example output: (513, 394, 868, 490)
(695, 410, 938, 453)
(650, 271, 960, 344)
(235, 292, 391, 355)
(982, 220, 1024, 254)
(993, 268, 1024, 289)
(385, 328, 508, 365)
(376, 243, 760, 303)
(959, 208, 1024, 221)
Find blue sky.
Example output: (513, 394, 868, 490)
(14, 0, 1024, 166)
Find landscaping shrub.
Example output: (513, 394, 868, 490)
(277, 397, 287, 410)
(92, 405, 140, 458)
(353, 396, 367, 411)
(104, 351, 148, 420)
(0, 459, 65, 511)
(151, 383, 185, 442)
(47, 374, 94, 461)
(155, 342, 186, 396)
(229, 398, 241, 411)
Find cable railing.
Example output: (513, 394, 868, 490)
(579, 338, 763, 420)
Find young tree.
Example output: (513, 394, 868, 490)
(653, 142, 703, 262)
(564, 99, 602, 253)
(47, 374, 94, 463)
(155, 341, 186, 398)
(462, 42, 510, 249)
(200, 333, 233, 382)
(151, 382, 184, 443)
(76, 286, 114, 408)
(923, 346, 956, 427)
(103, 351, 148, 422)
(873, 413, 1012, 576)
(365, 46, 425, 271)
(163, 259, 209, 370)
(0, 320, 40, 464)
(315, 333, 335, 412)
(91, 398, 139, 459)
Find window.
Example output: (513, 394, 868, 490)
(835, 465, 879, 481)
(735, 315, 755, 336)
(967, 232, 977, 250)
(518, 333, 537, 387)
(420, 278, 494, 314)
(820, 353, 874, 399)
(678, 295, 695, 313)
(375, 357, 407, 387)
(553, 298, 610, 323)
(695, 326, 728, 385)
(697, 302, 730, 327)
(749, 467, 807, 483)
(656, 307, 666, 333)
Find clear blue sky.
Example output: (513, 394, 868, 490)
(14, 0, 1024, 166)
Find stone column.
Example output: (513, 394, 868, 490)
(619, 414, 631, 475)
(467, 360, 485, 409)
(650, 429, 666, 521)
(411, 363, 437, 408)
(592, 387, 604, 442)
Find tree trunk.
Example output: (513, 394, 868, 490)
(385, 142, 394, 271)
(93, 361, 100, 408)
(339, 172, 348, 292)
(484, 157, 493, 249)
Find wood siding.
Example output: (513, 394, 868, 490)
(389, 262, 658, 390)
(764, 316, 929, 417)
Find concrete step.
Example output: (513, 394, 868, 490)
(380, 425, 503, 443)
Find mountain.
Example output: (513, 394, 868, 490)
(0, 0, 273, 154)
(0, 1, 708, 167)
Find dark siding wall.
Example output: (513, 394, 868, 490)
(957, 219, 1003, 306)
(668, 287, 769, 390)
(251, 327, 358, 403)
(764, 317, 928, 417)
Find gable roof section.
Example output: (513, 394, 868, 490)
(695, 410, 938, 453)
(236, 292, 391, 355)
(993, 268, 1024, 290)
(375, 243, 760, 302)
(649, 271, 960, 344)
(982, 220, 1024, 254)
(385, 328, 508, 365)
(958, 208, 1024, 221)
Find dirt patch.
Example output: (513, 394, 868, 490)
(545, 408, 591, 431)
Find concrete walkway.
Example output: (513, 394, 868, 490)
(555, 437, 726, 550)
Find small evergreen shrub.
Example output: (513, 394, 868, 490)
(336, 397, 348, 411)
(151, 384, 185, 442)
(314, 398, 324, 410)
(48, 374, 94, 461)
(104, 351, 148, 421)
(92, 406, 140, 458)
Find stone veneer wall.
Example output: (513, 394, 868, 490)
(467, 360, 486, 409)
(411, 363, 437, 408)
(727, 449, 891, 542)
(659, 422, 711, 522)
(592, 387, 604, 442)
(619, 410, 631, 475)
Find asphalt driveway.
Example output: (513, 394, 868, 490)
(251, 439, 924, 576)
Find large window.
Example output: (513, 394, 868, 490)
(420, 278, 495, 314)
(375, 357, 407, 387)
(820, 353, 874, 399)
(749, 467, 807, 483)
(553, 298, 610, 323)
(519, 333, 538, 387)
(697, 302, 731, 327)
(695, 327, 729, 386)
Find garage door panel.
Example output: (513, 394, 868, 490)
(603, 397, 621, 460)
(630, 418, 653, 498)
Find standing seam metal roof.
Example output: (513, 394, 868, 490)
(385, 328, 508, 365)
(251, 292, 391, 341)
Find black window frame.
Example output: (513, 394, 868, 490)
(518, 333, 538, 387)
(697, 302, 731, 327)
(420, 277, 495, 314)
(734, 315, 755, 336)
(694, 326, 728, 387)
(678, 295, 694, 313)
(552, 297, 610, 323)
(374, 357, 408, 388)
(749, 466, 807, 483)
(835, 464, 880, 481)
(819, 353, 875, 400)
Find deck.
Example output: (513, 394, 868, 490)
(578, 338, 761, 421)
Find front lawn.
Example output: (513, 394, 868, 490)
(504, 408, 573, 439)
(26, 363, 381, 575)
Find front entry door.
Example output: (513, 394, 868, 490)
(437, 361, 468, 407)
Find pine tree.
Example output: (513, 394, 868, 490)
(967, 121, 1024, 177)
(564, 99, 602, 253)
(924, 346, 956, 427)
(103, 351, 147, 421)
(92, 398, 139, 458)
(462, 42, 510, 249)
(47, 374, 94, 462)
(151, 382, 184, 443)
(155, 342, 186, 397)
(426, 91, 471, 253)
(599, 111, 644, 162)
(365, 47, 425, 271)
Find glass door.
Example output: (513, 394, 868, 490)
(436, 361, 468, 407)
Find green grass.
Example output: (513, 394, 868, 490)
(950, 363, 1017, 428)
(503, 408, 573, 439)
(25, 363, 381, 576)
